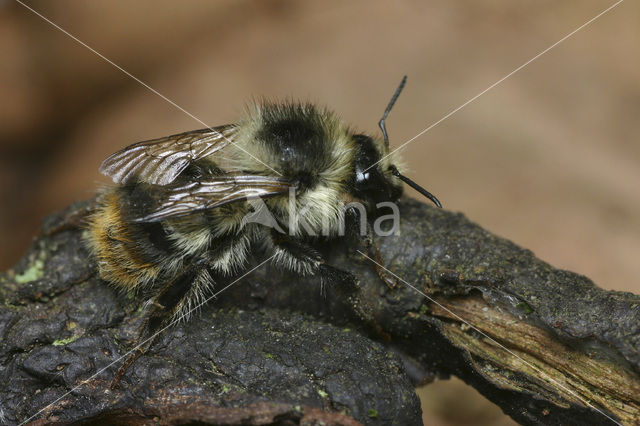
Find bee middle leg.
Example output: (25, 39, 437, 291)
(111, 261, 211, 388)
(268, 230, 358, 294)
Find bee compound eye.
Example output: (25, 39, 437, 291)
(356, 170, 370, 184)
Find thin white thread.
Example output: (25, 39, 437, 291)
(365, 0, 626, 173)
(14, 0, 282, 177)
(12, 0, 627, 423)
(20, 255, 276, 425)
(357, 250, 621, 425)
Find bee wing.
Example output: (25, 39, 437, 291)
(137, 175, 292, 222)
(99, 125, 238, 185)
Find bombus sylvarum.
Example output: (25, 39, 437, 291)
(84, 77, 442, 384)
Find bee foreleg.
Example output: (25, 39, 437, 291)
(362, 221, 399, 289)
(337, 207, 398, 288)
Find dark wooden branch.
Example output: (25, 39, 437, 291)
(1, 198, 638, 425)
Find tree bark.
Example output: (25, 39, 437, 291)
(1, 198, 638, 425)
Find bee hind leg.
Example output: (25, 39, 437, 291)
(41, 198, 101, 236)
(110, 261, 211, 389)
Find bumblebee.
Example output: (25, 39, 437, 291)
(85, 77, 441, 380)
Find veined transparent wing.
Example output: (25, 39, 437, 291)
(137, 175, 292, 222)
(99, 125, 238, 185)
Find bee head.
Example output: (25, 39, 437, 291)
(351, 134, 403, 207)
(358, 75, 442, 209)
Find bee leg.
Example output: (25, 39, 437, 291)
(364, 222, 400, 289)
(110, 298, 164, 389)
(110, 262, 207, 389)
(269, 230, 358, 295)
(110, 345, 146, 390)
(269, 230, 323, 273)
(41, 199, 100, 236)
(317, 263, 359, 296)
(342, 207, 399, 289)
(369, 242, 399, 289)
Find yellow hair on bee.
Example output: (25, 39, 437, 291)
(85, 190, 160, 291)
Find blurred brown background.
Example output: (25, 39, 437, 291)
(1, 1, 638, 424)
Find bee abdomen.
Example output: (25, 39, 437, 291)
(85, 191, 172, 291)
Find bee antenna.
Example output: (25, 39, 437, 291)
(390, 166, 442, 208)
(379, 75, 407, 149)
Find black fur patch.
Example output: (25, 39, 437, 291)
(349, 134, 402, 207)
(257, 104, 330, 182)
